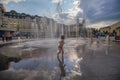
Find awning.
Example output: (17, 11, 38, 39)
(0, 28, 16, 31)
(116, 27, 120, 29)
(19, 29, 38, 32)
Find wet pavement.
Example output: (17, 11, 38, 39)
(0, 38, 120, 80)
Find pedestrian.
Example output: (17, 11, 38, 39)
(106, 33, 110, 44)
(90, 34, 93, 43)
(2, 34, 5, 42)
(97, 31, 101, 39)
(57, 35, 65, 57)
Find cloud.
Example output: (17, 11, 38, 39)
(51, 0, 62, 3)
(75, 0, 120, 28)
(67, 0, 83, 19)
(53, 0, 83, 25)
(0, 0, 26, 4)
(53, 0, 120, 27)
(80, 0, 120, 24)
(88, 20, 119, 29)
(53, 12, 83, 25)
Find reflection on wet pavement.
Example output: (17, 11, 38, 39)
(0, 39, 120, 80)
(57, 53, 66, 79)
(0, 54, 21, 71)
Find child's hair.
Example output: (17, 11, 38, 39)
(61, 35, 65, 39)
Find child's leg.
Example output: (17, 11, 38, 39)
(61, 48, 64, 54)
(57, 49, 61, 56)
(61, 48, 64, 63)
(61, 49, 64, 57)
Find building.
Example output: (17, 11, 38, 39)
(100, 22, 120, 36)
(35, 16, 60, 38)
(1, 3, 78, 39)
(0, 3, 6, 28)
(1, 11, 34, 38)
(1, 3, 76, 39)
(0, 4, 2, 28)
(110, 22, 120, 36)
(100, 26, 111, 33)
(0, 3, 11, 38)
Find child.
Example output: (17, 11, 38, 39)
(57, 35, 65, 56)
(106, 33, 110, 44)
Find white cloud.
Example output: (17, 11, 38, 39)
(67, 0, 83, 19)
(51, 0, 62, 3)
(53, 12, 84, 25)
(0, 0, 26, 4)
(53, 0, 83, 25)
(88, 21, 118, 29)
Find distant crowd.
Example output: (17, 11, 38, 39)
(1, 31, 13, 42)
(92, 29, 117, 38)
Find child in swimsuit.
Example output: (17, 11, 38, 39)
(57, 35, 65, 56)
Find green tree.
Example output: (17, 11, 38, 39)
(10, 10, 17, 14)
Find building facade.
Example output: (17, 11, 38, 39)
(110, 22, 120, 36)
(1, 3, 87, 39)
(100, 22, 120, 36)
(0, 3, 5, 28)
(100, 26, 111, 33)
(0, 4, 2, 28)
(35, 16, 60, 38)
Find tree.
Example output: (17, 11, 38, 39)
(10, 10, 17, 14)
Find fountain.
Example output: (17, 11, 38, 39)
(31, 18, 39, 39)
(57, 0, 64, 36)
(50, 19, 53, 38)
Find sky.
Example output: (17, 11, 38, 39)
(0, 0, 120, 28)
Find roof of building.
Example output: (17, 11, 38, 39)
(3, 11, 36, 19)
(100, 26, 111, 29)
(0, 28, 16, 31)
(111, 22, 120, 27)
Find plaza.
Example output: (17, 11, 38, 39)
(0, 0, 120, 80)
(0, 38, 120, 80)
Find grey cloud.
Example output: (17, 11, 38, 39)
(80, 0, 120, 24)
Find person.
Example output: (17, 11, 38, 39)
(106, 33, 110, 44)
(90, 34, 93, 43)
(96, 31, 101, 39)
(57, 35, 65, 57)
(2, 34, 5, 42)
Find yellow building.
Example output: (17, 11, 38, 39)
(110, 22, 120, 36)
(3, 12, 33, 30)
(0, 3, 6, 28)
(100, 26, 111, 33)
(100, 22, 120, 36)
